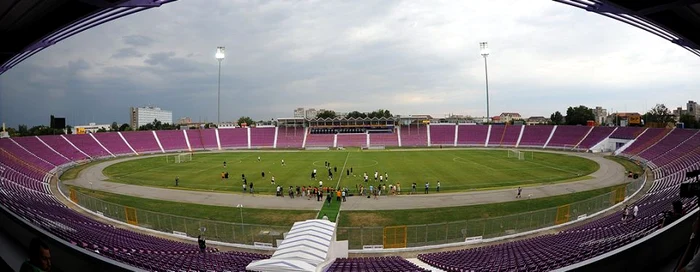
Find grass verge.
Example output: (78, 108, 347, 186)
(60, 160, 103, 180)
(605, 156, 643, 174)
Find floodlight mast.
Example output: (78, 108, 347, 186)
(480, 42, 490, 122)
(215, 47, 226, 126)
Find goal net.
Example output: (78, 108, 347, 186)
(167, 153, 192, 163)
(507, 150, 533, 160)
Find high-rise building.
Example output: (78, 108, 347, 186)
(593, 106, 608, 125)
(130, 106, 173, 128)
(294, 108, 305, 118)
(305, 108, 318, 119)
(687, 100, 699, 119)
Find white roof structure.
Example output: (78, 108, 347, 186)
(247, 219, 336, 272)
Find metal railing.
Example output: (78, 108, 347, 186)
(60, 177, 644, 250)
(59, 182, 291, 247)
(337, 178, 645, 249)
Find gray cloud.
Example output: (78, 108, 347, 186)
(111, 47, 143, 59)
(1, 0, 699, 127)
(123, 35, 154, 47)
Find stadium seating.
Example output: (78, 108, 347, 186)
(63, 134, 111, 158)
(636, 129, 697, 163)
(218, 128, 248, 149)
(547, 126, 590, 148)
(276, 127, 304, 148)
(12, 136, 71, 166)
(609, 126, 645, 139)
(488, 125, 520, 147)
(369, 133, 399, 147)
(186, 129, 219, 150)
(155, 130, 188, 151)
(456, 125, 489, 146)
(577, 126, 616, 149)
(305, 133, 335, 147)
(327, 257, 430, 272)
(430, 124, 456, 146)
(40, 135, 90, 161)
(337, 134, 367, 148)
(400, 125, 428, 147)
(92, 132, 134, 155)
(621, 128, 670, 156)
(0, 139, 55, 171)
(120, 131, 162, 153)
(2, 125, 699, 271)
(518, 125, 553, 148)
(250, 127, 275, 148)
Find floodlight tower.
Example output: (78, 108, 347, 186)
(480, 42, 490, 121)
(215, 46, 226, 125)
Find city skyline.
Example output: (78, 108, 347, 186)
(1, 0, 700, 127)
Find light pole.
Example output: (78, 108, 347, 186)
(215, 47, 226, 126)
(480, 42, 490, 122)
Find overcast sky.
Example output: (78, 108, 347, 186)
(1, 0, 699, 127)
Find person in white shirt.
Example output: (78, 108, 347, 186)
(319, 180, 323, 187)
(633, 205, 639, 219)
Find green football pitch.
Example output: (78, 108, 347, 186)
(103, 149, 599, 194)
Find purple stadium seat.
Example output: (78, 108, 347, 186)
(250, 127, 275, 148)
(218, 128, 248, 149)
(276, 127, 304, 148)
(488, 125, 520, 147)
(430, 124, 456, 146)
(400, 125, 428, 147)
(456, 125, 489, 146)
(518, 126, 553, 148)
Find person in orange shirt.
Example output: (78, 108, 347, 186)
(336, 189, 341, 202)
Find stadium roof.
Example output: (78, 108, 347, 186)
(0, 0, 176, 75)
(555, 0, 700, 57)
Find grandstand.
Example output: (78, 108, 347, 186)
(3, 0, 700, 271)
(1, 124, 699, 271)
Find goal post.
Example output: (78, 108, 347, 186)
(507, 150, 533, 160)
(507, 149, 522, 160)
(167, 153, 192, 163)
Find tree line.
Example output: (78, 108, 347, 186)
(315, 109, 393, 119)
(548, 104, 697, 128)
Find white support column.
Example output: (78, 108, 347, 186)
(396, 126, 402, 147)
(333, 134, 338, 148)
(273, 127, 279, 149)
(247, 127, 252, 149)
(60, 135, 91, 159)
(215, 128, 222, 150)
(153, 131, 165, 153)
(453, 125, 459, 147)
(484, 125, 492, 147)
(302, 127, 309, 148)
(36, 136, 71, 162)
(94, 133, 118, 157)
(573, 126, 595, 150)
(426, 124, 432, 147)
(183, 130, 192, 152)
(515, 125, 525, 148)
(543, 126, 557, 149)
(366, 133, 370, 148)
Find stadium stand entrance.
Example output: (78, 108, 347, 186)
(246, 219, 348, 272)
